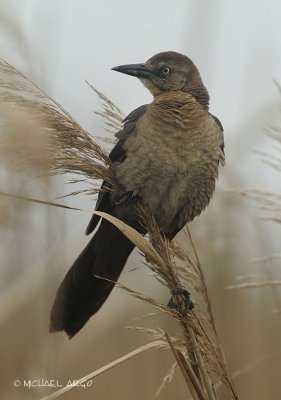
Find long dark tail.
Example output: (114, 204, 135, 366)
(49, 219, 135, 338)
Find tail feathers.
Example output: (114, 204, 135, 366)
(49, 220, 135, 338)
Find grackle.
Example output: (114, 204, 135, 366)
(50, 51, 225, 337)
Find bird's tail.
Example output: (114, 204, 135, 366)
(49, 219, 135, 338)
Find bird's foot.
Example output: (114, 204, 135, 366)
(115, 191, 139, 206)
(167, 287, 194, 316)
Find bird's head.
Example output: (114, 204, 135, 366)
(112, 51, 209, 108)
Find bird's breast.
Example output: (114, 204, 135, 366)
(114, 94, 224, 235)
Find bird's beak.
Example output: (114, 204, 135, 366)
(112, 63, 152, 78)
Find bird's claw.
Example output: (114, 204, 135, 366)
(167, 287, 194, 316)
(115, 191, 139, 206)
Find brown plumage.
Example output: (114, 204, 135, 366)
(50, 51, 224, 337)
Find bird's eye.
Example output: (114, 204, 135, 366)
(161, 66, 170, 75)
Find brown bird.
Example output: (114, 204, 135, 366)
(50, 51, 225, 338)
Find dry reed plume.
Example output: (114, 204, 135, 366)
(0, 59, 239, 400)
(227, 122, 281, 292)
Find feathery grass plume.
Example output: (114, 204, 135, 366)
(0, 59, 238, 399)
(0, 59, 118, 198)
(228, 121, 281, 223)
(0, 99, 54, 234)
(86, 80, 125, 133)
(136, 208, 237, 397)
(96, 211, 238, 399)
(0, 68, 60, 341)
(227, 121, 281, 293)
(0, 104, 49, 174)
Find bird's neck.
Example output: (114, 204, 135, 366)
(151, 86, 210, 110)
(187, 83, 210, 110)
(152, 88, 209, 110)
(183, 72, 210, 110)
(151, 92, 207, 129)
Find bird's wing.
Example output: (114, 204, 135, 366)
(209, 112, 223, 132)
(85, 104, 149, 235)
(209, 112, 225, 154)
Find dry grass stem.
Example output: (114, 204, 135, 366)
(0, 191, 94, 213)
(211, 347, 281, 396)
(39, 341, 165, 400)
(94, 211, 168, 270)
(248, 254, 281, 264)
(165, 332, 207, 400)
(155, 361, 177, 397)
(225, 281, 281, 289)
(231, 347, 281, 381)
(98, 276, 176, 317)
(189, 328, 216, 400)
(96, 211, 238, 398)
(126, 326, 188, 354)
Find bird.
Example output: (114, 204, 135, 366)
(49, 51, 225, 338)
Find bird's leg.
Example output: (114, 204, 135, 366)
(114, 191, 139, 206)
(167, 287, 194, 316)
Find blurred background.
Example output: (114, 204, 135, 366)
(0, 0, 280, 399)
